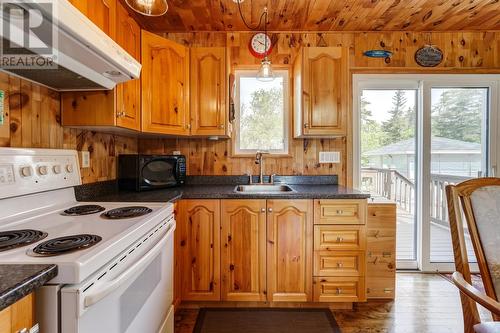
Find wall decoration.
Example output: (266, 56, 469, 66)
(249, 32, 273, 58)
(415, 45, 443, 67)
(363, 50, 392, 58)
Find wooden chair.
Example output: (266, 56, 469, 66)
(446, 178, 500, 333)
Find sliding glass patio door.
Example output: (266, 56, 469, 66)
(354, 75, 499, 271)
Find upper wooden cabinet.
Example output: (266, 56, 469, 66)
(71, 0, 117, 39)
(178, 200, 220, 301)
(266, 200, 313, 302)
(142, 30, 190, 135)
(221, 200, 267, 301)
(293, 47, 348, 138)
(61, 0, 141, 132)
(190, 47, 228, 137)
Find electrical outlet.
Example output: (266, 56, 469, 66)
(319, 152, 341, 164)
(81, 151, 90, 168)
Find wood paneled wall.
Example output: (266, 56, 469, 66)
(1, 31, 499, 186)
(139, 31, 500, 186)
(0, 73, 137, 184)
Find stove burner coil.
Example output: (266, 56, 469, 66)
(62, 205, 106, 216)
(28, 234, 102, 257)
(0, 229, 48, 252)
(101, 206, 152, 219)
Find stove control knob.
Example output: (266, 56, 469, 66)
(37, 165, 48, 176)
(66, 164, 74, 173)
(53, 165, 62, 174)
(20, 166, 32, 177)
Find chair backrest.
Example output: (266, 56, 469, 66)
(446, 178, 500, 331)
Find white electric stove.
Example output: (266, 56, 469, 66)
(0, 148, 175, 333)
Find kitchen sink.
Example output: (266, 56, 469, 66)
(234, 184, 295, 193)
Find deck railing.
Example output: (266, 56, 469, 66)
(361, 167, 471, 227)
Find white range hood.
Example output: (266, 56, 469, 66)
(0, 0, 141, 91)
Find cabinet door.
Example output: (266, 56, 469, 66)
(142, 31, 190, 135)
(114, 2, 141, 131)
(179, 200, 220, 301)
(221, 200, 266, 301)
(68, 0, 87, 14)
(87, 0, 116, 38)
(300, 47, 347, 137)
(190, 47, 227, 137)
(267, 200, 313, 302)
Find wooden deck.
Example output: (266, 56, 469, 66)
(396, 208, 476, 262)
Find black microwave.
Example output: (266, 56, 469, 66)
(118, 154, 186, 191)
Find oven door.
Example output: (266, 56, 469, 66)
(60, 218, 175, 333)
(140, 157, 178, 188)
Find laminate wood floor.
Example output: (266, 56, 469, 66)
(174, 273, 493, 333)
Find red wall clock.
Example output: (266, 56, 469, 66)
(249, 33, 272, 58)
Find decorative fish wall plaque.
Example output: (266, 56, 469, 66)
(415, 45, 443, 67)
(363, 50, 393, 58)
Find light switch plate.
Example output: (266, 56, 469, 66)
(319, 152, 341, 164)
(81, 151, 90, 168)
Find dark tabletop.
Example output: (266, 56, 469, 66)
(0, 264, 57, 311)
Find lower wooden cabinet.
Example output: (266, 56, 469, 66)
(366, 202, 397, 299)
(179, 200, 220, 301)
(0, 294, 35, 333)
(221, 200, 267, 301)
(267, 200, 313, 302)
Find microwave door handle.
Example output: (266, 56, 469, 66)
(83, 224, 174, 308)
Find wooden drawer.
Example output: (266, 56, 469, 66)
(314, 225, 366, 251)
(314, 251, 365, 277)
(366, 251, 395, 277)
(367, 277, 395, 299)
(314, 199, 367, 225)
(313, 277, 366, 302)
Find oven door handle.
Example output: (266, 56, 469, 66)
(83, 223, 174, 308)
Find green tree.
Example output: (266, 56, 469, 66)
(381, 90, 414, 145)
(432, 89, 484, 143)
(360, 97, 384, 165)
(240, 87, 284, 150)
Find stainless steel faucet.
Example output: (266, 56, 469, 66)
(255, 151, 269, 184)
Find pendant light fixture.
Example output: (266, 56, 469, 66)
(235, 1, 274, 81)
(125, 0, 168, 17)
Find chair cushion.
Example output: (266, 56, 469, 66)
(474, 322, 500, 333)
(470, 186, 500, 300)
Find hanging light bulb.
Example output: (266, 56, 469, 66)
(257, 57, 274, 82)
(125, 0, 168, 17)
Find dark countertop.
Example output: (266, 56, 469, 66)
(0, 264, 57, 311)
(75, 176, 370, 202)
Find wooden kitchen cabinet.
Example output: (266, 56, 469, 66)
(178, 200, 220, 301)
(190, 47, 229, 137)
(85, 0, 117, 39)
(221, 200, 267, 301)
(293, 47, 348, 138)
(0, 294, 35, 333)
(314, 199, 367, 225)
(61, 0, 141, 132)
(266, 200, 313, 302)
(366, 202, 397, 299)
(142, 30, 190, 135)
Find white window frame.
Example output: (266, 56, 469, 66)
(233, 69, 290, 156)
(353, 74, 500, 272)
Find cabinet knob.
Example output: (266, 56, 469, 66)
(336, 236, 343, 243)
(337, 262, 343, 268)
(336, 288, 342, 295)
(218, 124, 225, 129)
(304, 123, 309, 128)
(261, 208, 266, 213)
(336, 210, 344, 214)
(268, 208, 273, 213)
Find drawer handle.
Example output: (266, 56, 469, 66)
(336, 288, 342, 295)
(336, 210, 344, 214)
(384, 288, 393, 293)
(336, 236, 344, 243)
(337, 262, 343, 268)
(383, 252, 392, 257)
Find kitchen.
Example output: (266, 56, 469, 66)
(0, 0, 499, 333)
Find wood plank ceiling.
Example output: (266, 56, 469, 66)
(123, 0, 500, 32)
